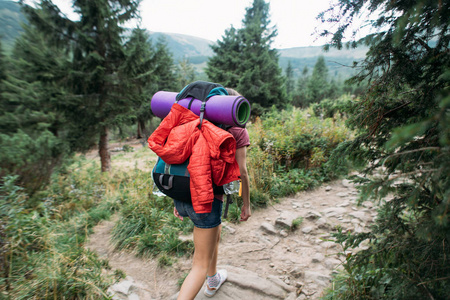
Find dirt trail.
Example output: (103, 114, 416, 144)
(86, 176, 376, 300)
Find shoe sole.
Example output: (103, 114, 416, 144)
(204, 270, 227, 297)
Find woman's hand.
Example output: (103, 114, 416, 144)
(235, 147, 251, 222)
(240, 205, 251, 221)
(174, 207, 183, 221)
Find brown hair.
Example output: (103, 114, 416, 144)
(225, 88, 241, 96)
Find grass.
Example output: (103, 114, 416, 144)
(291, 217, 304, 230)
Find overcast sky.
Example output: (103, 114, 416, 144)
(38, 0, 336, 49)
(136, 0, 334, 48)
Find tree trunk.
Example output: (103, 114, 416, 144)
(137, 119, 146, 139)
(99, 126, 111, 172)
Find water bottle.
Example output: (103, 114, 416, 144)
(152, 182, 166, 197)
(223, 180, 240, 195)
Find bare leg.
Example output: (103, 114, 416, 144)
(207, 225, 222, 277)
(177, 225, 221, 300)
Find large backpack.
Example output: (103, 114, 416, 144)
(152, 81, 237, 217)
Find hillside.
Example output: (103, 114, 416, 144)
(149, 31, 368, 78)
(278, 46, 368, 78)
(0, 0, 26, 52)
(0, 0, 366, 79)
(149, 31, 214, 60)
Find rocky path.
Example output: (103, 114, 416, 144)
(86, 178, 377, 300)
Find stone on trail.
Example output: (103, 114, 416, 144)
(298, 293, 308, 300)
(324, 258, 341, 270)
(224, 265, 288, 299)
(305, 210, 322, 220)
(279, 230, 289, 237)
(109, 277, 134, 296)
(128, 293, 140, 300)
(275, 211, 300, 230)
(336, 192, 348, 197)
(223, 224, 236, 234)
(267, 275, 296, 292)
(337, 201, 350, 207)
(311, 253, 325, 263)
(316, 217, 332, 230)
(284, 292, 298, 300)
(323, 207, 348, 218)
(289, 266, 304, 279)
(174, 265, 291, 299)
(342, 179, 353, 188)
(301, 226, 314, 234)
(362, 201, 374, 209)
(349, 211, 371, 223)
(304, 271, 331, 287)
(260, 222, 278, 235)
(320, 241, 337, 250)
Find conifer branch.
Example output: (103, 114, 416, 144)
(382, 147, 441, 167)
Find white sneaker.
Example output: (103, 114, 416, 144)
(204, 269, 228, 297)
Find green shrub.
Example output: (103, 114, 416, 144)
(0, 173, 113, 299)
(157, 252, 174, 267)
(249, 188, 271, 208)
(111, 170, 194, 257)
(310, 94, 354, 119)
(247, 107, 352, 199)
(0, 130, 67, 195)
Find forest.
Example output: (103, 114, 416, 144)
(0, 0, 449, 299)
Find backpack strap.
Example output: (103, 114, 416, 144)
(223, 194, 233, 219)
(187, 97, 195, 110)
(175, 96, 195, 108)
(176, 81, 223, 102)
(176, 81, 227, 129)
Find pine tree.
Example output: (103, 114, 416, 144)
(0, 25, 68, 194)
(320, 0, 450, 298)
(206, 0, 287, 111)
(285, 60, 295, 98)
(121, 28, 155, 139)
(292, 66, 309, 107)
(306, 56, 329, 103)
(152, 36, 178, 92)
(21, 0, 141, 172)
(205, 26, 242, 88)
(176, 57, 196, 90)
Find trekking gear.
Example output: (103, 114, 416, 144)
(151, 81, 240, 216)
(150, 89, 251, 127)
(204, 269, 228, 297)
(149, 103, 239, 213)
(175, 81, 224, 129)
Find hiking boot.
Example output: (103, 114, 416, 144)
(204, 269, 227, 297)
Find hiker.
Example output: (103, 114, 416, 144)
(174, 87, 251, 299)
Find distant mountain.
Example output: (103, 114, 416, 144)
(153, 31, 367, 79)
(0, 0, 367, 79)
(149, 31, 214, 60)
(278, 46, 368, 79)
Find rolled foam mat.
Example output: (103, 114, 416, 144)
(151, 91, 251, 127)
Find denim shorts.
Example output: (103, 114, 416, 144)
(174, 198, 223, 229)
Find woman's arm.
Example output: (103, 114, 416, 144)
(235, 146, 251, 221)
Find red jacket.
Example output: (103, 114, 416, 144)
(148, 104, 240, 213)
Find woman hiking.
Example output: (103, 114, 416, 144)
(173, 87, 251, 299)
